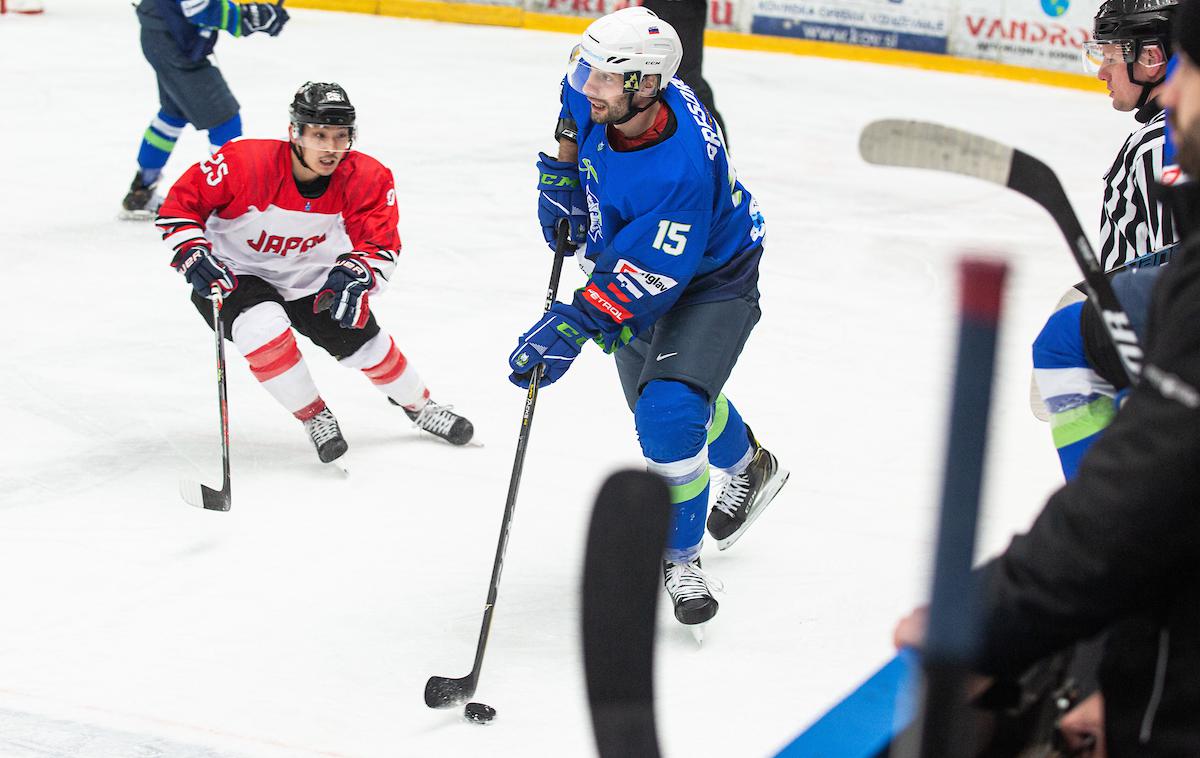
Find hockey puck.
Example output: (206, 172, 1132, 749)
(463, 702, 496, 724)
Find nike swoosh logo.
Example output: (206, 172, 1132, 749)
(656, 352, 678, 361)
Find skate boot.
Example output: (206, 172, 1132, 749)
(706, 427, 790, 550)
(400, 400, 474, 445)
(303, 408, 348, 463)
(120, 172, 162, 220)
(663, 557, 719, 626)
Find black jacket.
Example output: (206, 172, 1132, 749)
(971, 182, 1200, 756)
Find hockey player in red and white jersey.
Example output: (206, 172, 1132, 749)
(157, 81, 474, 464)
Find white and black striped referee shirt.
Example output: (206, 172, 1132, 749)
(1099, 102, 1177, 271)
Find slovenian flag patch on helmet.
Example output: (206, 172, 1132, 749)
(648, 26, 659, 34)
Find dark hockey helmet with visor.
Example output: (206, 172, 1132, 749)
(289, 81, 356, 153)
(1084, 0, 1177, 88)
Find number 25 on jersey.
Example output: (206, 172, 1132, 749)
(202, 153, 229, 187)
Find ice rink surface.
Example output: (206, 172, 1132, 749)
(1, 3, 1137, 756)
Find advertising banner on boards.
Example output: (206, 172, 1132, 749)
(749, 0, 952, 54)
(948, 0, 1095, 72)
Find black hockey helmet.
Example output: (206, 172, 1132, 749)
(289, 82, 356, 129)
(289, 82, 356, 169)
(1094, 0, 1178, 51)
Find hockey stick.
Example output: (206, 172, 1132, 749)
(582, 471, 670, 758)
(908, 258, 1008, 757)
(777, 259, 1007, 757)
(180, 284, 232, 512)
(859, 119, 1143, 385)
(424, 220, 571, 711)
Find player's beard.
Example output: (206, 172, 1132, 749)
(1172, 116, 1200, 178)
(590, 95, 630, 125)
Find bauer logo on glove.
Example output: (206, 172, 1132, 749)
(315, 254, 376, 329)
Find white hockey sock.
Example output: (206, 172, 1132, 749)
(340, 332, 429, 410)
(233, 303, 324, 420)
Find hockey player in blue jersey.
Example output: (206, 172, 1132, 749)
(507, 6, 789, 630)
(122, 0, 289, 219)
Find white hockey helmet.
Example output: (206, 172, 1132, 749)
(567, 6, 683, 98)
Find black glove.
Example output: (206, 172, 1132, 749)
(241, 1, 288, 36)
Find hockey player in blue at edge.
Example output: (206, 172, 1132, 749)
(121, 0, 289, 218)
(508, 6, 790, 633)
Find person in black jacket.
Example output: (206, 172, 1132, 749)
(121, 0, 289, 219)
(894, 4, 1200, 754)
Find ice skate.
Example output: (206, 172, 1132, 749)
(398, 399, 474, 446)
(120, 172, 163, 221)
(303, 407, 348, 464)
(663, 558, 719, 633)
(706, 427, 789, 550)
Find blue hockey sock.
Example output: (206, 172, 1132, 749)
(635, 380, 710, 562)
(1032, 301, 1116, 479)
(707, 393, 752, 472)
(207, 112, 242, 151)
(136, 110, 187, 181)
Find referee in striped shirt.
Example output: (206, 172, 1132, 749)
(1087, 0, 1179, 271)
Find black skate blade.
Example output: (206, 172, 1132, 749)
(180, 479, 230, 512)
(425, 674, 475, 709)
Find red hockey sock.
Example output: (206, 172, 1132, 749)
(244, 330, 323, 419)
(362, 338, 428, 408)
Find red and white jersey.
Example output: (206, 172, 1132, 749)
(157, 139, 400, 300)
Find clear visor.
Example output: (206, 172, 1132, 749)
(1082, 40, 1166, 74)
(566, 44, 633, 98)
(291, 122, 356, 153)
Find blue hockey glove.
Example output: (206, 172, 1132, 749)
(536, 152, 588, 253)
(172, 245, 237, 296)
(315, 254, 375, 329)
(508, 304, 591, 388)
(240, 1, 288, 36)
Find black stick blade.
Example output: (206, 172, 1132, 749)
(583, 470, 670, 758)
(179, 479, 230, 512)
(425, 674, 475, 709)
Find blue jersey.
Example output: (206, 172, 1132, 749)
(139, 0, 247, 62)
(558, 78, 766, 348)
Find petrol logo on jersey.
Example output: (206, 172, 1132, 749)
(613, 259, 678, 298)
(247, 230, 327, 257)
(583, 282, 632, 324)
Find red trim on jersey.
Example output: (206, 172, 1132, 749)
(606, 282, 632, 303)
(363, 339, 409, 385)
(245, 330, 303, 382)
(608, 103, 671, 152)
(293, 397, 327, 422)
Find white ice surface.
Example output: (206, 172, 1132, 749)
(2, 4, 1134, 756)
